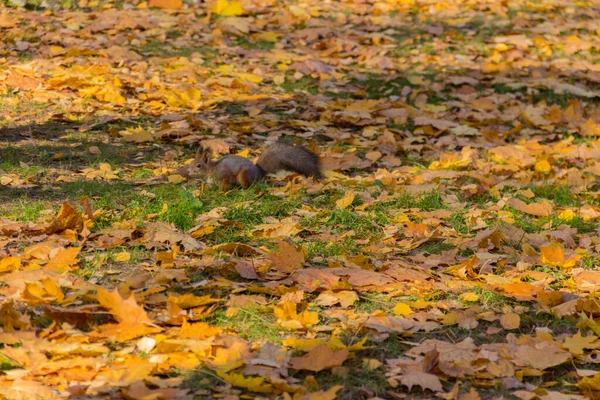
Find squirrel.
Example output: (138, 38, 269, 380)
(180, 142, 321, 190)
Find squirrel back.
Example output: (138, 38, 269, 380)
(179, 150, 263, 190)
(181, 142, 320, 190)
(256, 143, 321, 178)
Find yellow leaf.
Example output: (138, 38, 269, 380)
(212, 0, 245, 16)
(282, 338, 326, 351)
(119, 126, 154, 143)
(429, 147, 474, 170)
(581, 119, 600, 136)
(216, 371, 272, 393)
(460, 292, 479, 302)
(393, 303, 413, 316)
(535, 159, 552, 173)
(0, 256, 21, 273)
(563, 331, 599, 356)
(114, 252, 131, 263)
(236, 149, 251, 158)
(237, 73, 263, 83)
(336, 191, 355, 210)
(306, 385, 343, 400)
(558, 209, 575, 221)
(168, 174, 185, 184)
(256, 32, 279, 42)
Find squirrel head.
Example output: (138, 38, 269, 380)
(178, 147, 213, 178)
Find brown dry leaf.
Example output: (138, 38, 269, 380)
(508, 198, 553, 217)
(500, 312, 520, 330)
(512, 344, 571, 370)
(399, 371, 443, 393)
(289, 344, 349, 372)
(267, 240, 305, 273)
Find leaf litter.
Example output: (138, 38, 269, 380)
(1, 0, 600, 399)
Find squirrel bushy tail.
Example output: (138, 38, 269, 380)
(256, 143, 321, 179)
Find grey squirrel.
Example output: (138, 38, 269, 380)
(180, 143, 321, 190)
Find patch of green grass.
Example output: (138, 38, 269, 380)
(0, 354, 21, 371)
(0, 198, 49, 222)
(234, 37, 275, 50)
(493, 83, 527, 95)
(368, 189, 444, 213)
(326, 209, 382, 238)
(530, 184, 579, 207)
(473, 288, 510, 310)
(417, 190, 445, 211)
(580, 256, 600, 270)
(561, 216, 597, 233)
(520, 312, 578, 335)
(305, 238, 359, 260)
(280, 75, 320, 95)
(139, 40, 218, 59)
(209, 308, 282, 344)
(353, 74, 415, 99)
(418, 241, 454, 255)
(354, 293, 397, 314)
(183, 368, 226, 394)
(533, 89, 571, 108)
(446, 212, 469, 234)
(312, 361, 389, 399)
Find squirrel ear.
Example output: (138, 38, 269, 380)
(201, 149, 212, 163)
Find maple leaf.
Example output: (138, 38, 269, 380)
(266, 240, 306, 273)
(97, 288, 152, 325)
(399, 371, 443, 393)
(563, 331, 600, 356)
(512, 344, 571, 370)
(289, 344, 349, 372)
(539, 242, 582, 269)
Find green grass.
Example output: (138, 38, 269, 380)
(305, 238, 359, 260)
(209, 308, 283, 344)
(446, 211, 469, 234)
(234, 37, 275, 50)
(280, 75, 321, 95)
(530, 184, 579, 207)
(0, 198, 49, 221)
(418, 241, 453, 254)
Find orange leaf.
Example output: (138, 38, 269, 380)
(97, 288, 152, 325)
(149, 0, 182, 8)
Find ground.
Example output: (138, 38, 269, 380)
(1, 0, 600, 399)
